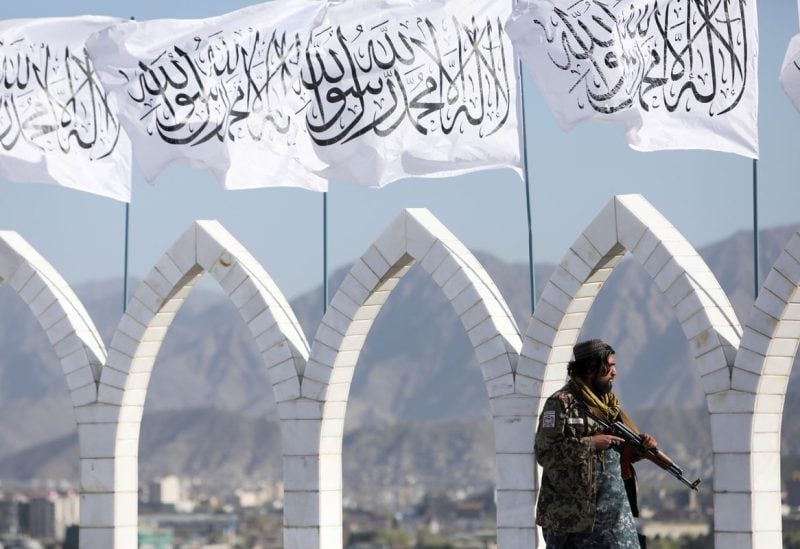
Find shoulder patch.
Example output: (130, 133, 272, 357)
(542, 410, 556, 428)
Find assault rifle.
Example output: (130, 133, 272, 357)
(575, 401, 701, 491)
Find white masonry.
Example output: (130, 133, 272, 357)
(0, 194, 794, 548)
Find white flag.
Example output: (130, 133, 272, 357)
(780, 33, 800, 115)
(302, 0, 523, 186)
(0, 17, 132, 202)
(507, 0, 759, 159)
(87, 1, 328, 192)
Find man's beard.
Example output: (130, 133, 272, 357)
(592, 379, 613, 395)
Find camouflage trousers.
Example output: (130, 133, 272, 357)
(542, 446, 641, 548)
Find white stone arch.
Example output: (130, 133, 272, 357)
(295, 208, 522, 549)
(0, 231, 106, 406)
(82, 220, 309, 548)
(517, 194, 743, 547)
(732, 231, 800, 548)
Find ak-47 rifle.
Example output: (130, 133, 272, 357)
(575, 401, 701, 491)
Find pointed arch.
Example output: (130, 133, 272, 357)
(296, 208, 522, 548)
(0, 231, 105, 406)
(517, 194, 743, 547)
(82, 220, 309, 547)
(733, 230, 800, 548)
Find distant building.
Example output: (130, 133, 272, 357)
(26, 491, 79, 542)
(149, 475, 182, 507)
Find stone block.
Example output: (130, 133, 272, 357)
(763, 268, 795, 301)
(755, 289, 787, 321)
(751, 451, 782, 492)
(752, 412, 781, 433)
(79, 527, 115, 549)
(706, 391, 756, 413)
(262, 341, 294, 369)
(442, 267, 472, 300)
(284, 492, 320, 527)
(496, 453, 535, 490)
(713, 532, 752, 549)
(283, 455, 321, 491)
(730, 367, 759, 393)
(769, 337, 799, 357)
(540, 283, 571, 314)
(494, 416, 535, 453)
(451, 284, 482, 316)
(337, 273, 369, 305)
(630, 228, 660, 266)
(694, 346, 729, 377)
(372, 214, 407, 266)
(710, 413, 753, 452)
(480, 353, 515, 381)
(283, 527, 320, 549)
(560, 247, 593, 283)
(274, 376, 301, 402)
(643, 242, 672, 279)
(774, 319, 800, 338)
(752, 490, 782, 531)
(763, 355, 793, 376)
(349, 259, 380, 292)
(582, 200, 618, 257)
(281, 419, 322, 455)
(362, 244, 393, 281)
(487, 372, 515, 398)
(278, 399, 324, 420)
(405, 210, 439, 259)
(615, 196, 649, 250)
(713, 453, 750, 491)
(549, 266, 581, 297)
(512, 374, 541, 397)
(754, 394, 784, 414)
(774, 251, 800, 283)
(701, 366, 731, 394)
(319, 489, 343, 526)
(713, 492, 751, 532)
(496, 527, 537, 549)
(80, 493, 114, 527)
(495, 489, 535, 528)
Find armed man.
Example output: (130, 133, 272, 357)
(535, 339, 658, 548)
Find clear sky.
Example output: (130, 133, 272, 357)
(1, 1, 798, 303)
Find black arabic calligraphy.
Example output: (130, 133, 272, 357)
(0, 41, 121, 158)
(533, 0, 750, 116)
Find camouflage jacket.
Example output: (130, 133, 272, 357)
(534, 385, 604, 533)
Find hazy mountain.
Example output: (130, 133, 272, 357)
(0, 224, 798, 462)
(0, 405, 712, 497)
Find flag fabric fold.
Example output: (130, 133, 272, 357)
(87, 1, 329, 192)
(507, 0, 759, 159)
(0, 17, 132, 202)
(302, 0, 524, 186)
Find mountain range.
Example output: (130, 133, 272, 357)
(1, 223, 799, 489)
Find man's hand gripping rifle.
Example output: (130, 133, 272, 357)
(575, 401, 701, 491)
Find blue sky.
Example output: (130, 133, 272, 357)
(1, 1, 798, 303)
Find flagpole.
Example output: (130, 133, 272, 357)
(123, 202, 130, 311)
(323, 191, 328, 313)
(518, 66, 535, 314)
(511, 0, 536, 315)
(753, 159, 759, 298)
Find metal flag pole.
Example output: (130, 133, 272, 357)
(123, 202, 130, 311)
(323, 191, 328, 313)
(753, 159, 760, 298)
(511, 0, 536, 315)
(518, 64, 536, 315)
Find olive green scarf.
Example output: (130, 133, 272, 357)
(568, 376, 639, 433)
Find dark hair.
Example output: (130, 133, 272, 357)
(567, 342, 615, 380)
